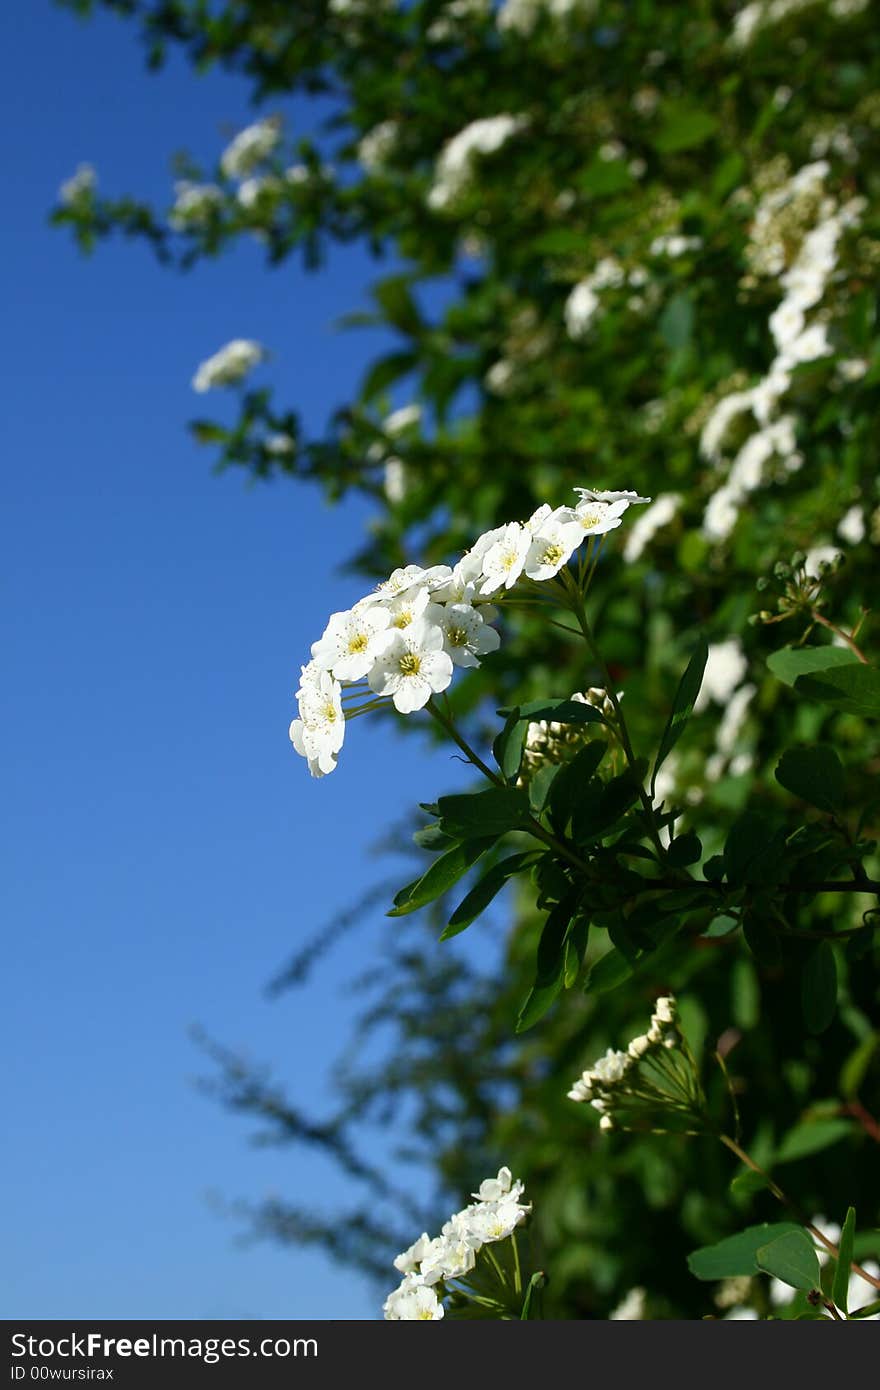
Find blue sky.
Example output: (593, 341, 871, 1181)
(1, 0, 461, 1319)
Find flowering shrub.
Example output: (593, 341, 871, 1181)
(56, 0, 880, 1320)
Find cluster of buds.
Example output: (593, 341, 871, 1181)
(751, 548, 845, 629)
(517, 688, 619, 787)
(567, 996, 708, 1134)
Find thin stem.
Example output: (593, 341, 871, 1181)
(719, 1134, 880, 1291)
(425, 700, 593, 874)
(511, 1231, 523, 1299)
(810, 611, 869, 664)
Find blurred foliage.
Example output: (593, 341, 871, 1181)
(54, 0, 880, 1317)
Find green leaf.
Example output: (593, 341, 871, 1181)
(742, 910, 781, 968)
(583, 946, 633, 996)
(659, 292, 694, 350)
(794, 664, 880, 719)
(520, 1271, 547, 1320)
(388, 837, 493, 917)
(372, 274, 423, 337)
(548, 740, 607, 830)
(492, 707, 529, 783)
(572, 769, 641, 845)
(651, 635, 708, 797)
(563, 916, 590, 987)
(653, 105, 719, 153)
(775, 1117, 853, 1165)
(528, 763, 561, 813)
(359, 349, 416, 402)
(775, 745, 845, 812)
(441, 852, 535, 939)
(767, 645, 858, 687)
(730, 1169, 769, 1200)
(801, 941, 838, 1035)
(756, 1231, 821, 1292)
(436, 787, 532, 839)
(840, 1033, 879, 1099)
(723, 811, 784, 886)
(667, 830, 702, 868)
(832, 1208, 856, 1315)
(687, 1223, 803, 1280)
(517, 894, 577, 1031)
(412, 823, 454, 851)
(509, 699, 606, 727)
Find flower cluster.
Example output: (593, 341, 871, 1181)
(700, 159, 864, 541)
(497, 0, 598, 35)
(219, 118, 281, 180)
(383, 1167, 530, 1319)
(567, 996, 708, 1133)
(59, 163, 97, 206)
(730, 0, 869, 48)
(289, 488, 649, 777)
(169, 180, 223, 230)
(427, 114, 529, 212)
(191, 339, 265, 393)
(517, 688, 618, 787)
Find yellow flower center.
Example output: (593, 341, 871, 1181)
(392, 609, 413, 628)
(347, 632, 369, 653)
(541, 542, 565, 566)
(398, 652, 422, 676)
(447, 625, 468, 647)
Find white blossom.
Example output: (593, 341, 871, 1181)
(478, 522, 532, 594)
(610, 1287, 647, 1320)
(622, 493, 682, 562)
(427, 601, 501, 668)
(357, 120, 399, 171)
(288, 669, 345, 778)
(220, 118, 281, 179)
(694, 639, 748, 712)
(59, 163, 97, 205)
(169, 180, 222, 229)
(191, 338, 265, 392)
(524, 511, 585, 580)
(427, 114, 529, 212)
(310, 605, 391, 682)
(367, 621, 454, 713)
(837, 505, 865, 545)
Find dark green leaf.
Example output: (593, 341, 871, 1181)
(801, 941, 838, 1035)
(756, 1231, 821, 1292)
(667, 831, 702, 867)
(832, 1207, 856, 1315)
(583, 947, 634, 996)
(360, 349, 417, 402)
(563, 916, 590, 987)
(775, 1117, 853, 1165)
(441, 852, 535, 939)
(742, 910, 781, 968)
(528, 763, 561, 814)
(492, 706, 528, 783)
(767, 646, 858, 687)
(572, 769, 641, 845)
(388, 837, 493, 917)
(794, 664, 880, 719)
(651, 635, 708, 797)
(436, 787, 532, 839)
(723, 811, 784, 886)
(517, 894, 578, 1031)
(776, 745, 845, 812)
(653, 106, 719, 153)
(372, 274, 423, 337)
(687, 1223, 803, 1280)
(548, 740, 607, 830)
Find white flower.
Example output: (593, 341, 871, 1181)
(564, 281, 600, 338)
(803, 544, 842, 579)
(357, 119, 399, 171)
(191, 338, 265, 392)
(610, 1286, 647, 1320)
(59, 163, 97, 205)
(837, 505, 865, 545)
(265, 432, 295, 457)
(385, 403, 422, 434)
(289, 670, 345, 778)
(387, 1283, 444, 1320)
(700, 391, 754, 461)
(473, 1167, 514, 1202)
(484, 358, 517, 394)
(394, 1233, 433, 1275)
(383, 585, 432, 631)
(310, 605, 391, 681)
(524, 512, 585, 580)
(367, 622, 453, 713)
(569, 497, 631, 537)
(169, 180, 222, 229)
(779, 321, 833, 367)
(220, 118, 281, 179)
(427, 114, 528, 211)
(848, 1261, 880, 1318)
(694, 639, 748, 712)
(478, 522, 531, 594)
(237, 174, 282, 209)
(622, 493, 682, 562)
(468, 1194, 530, 1243)
(427, 602, 501, 668)
(768, 300, 805, 352)
(592, 1048, 631, 1085)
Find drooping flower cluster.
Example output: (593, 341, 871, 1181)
(383, 1167, 531, 1320)
(219, 118, 282, 180)
(427, 114, 529, 212)
(700, 159, 865, 541)
(730, 0, 870, 48)
(497, 0, 598, 34)
(517, 688, 618, 787)
(59, 163, 97, 206)
(191, 338, 266, 393)
(289, 488, 649, 777)
(568, 996, 708, 1133)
